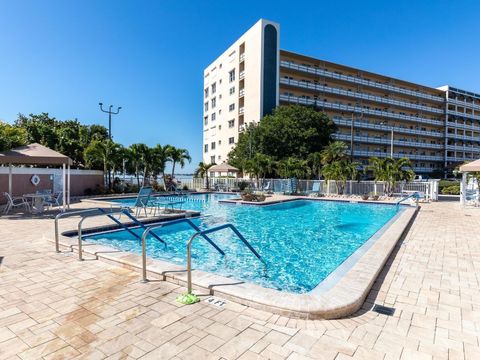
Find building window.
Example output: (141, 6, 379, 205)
(211, 97, 216, 109)
(204, 116, 208, 125)
(211, 142, 216, 150)
(229, 103, 235, 112)
(228, 119, 235, 128)
(218, 140, 222, 145)
(218, 155, 221, 161)
(210, 156, 215, 164)
(229, 137, 234, 144)
(204, 102, 208, 112)
(204, 144, 208, 153)
(229, 87, 235, 95)
(211, 82, 216, 94)
(229, 69, 235, 82)
(218, 125, 222, 130)
(204, 88, 209, 98)
(211, 113, 216, 121)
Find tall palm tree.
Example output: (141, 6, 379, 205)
(151, 144, 171, 188)
(307, 152, 323, 179)
(128, 143, 150, 187)
(84, 140, 122, 190)
(195, 162, 214, 189)
(369, 157, 414, 195)
(320, 141, 349, 165)
(321, 160, 360, 194)
(276, 157, 310, 179)
(245, 153, 275, 188)
(167, 146, 191, 179)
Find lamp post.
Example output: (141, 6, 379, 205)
(99, 103, 122, 140)
(350, 112, 355, 161)
(380, 121, 394, 158)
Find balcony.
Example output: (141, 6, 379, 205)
(352, 150, 443, 162)
(446, 121, 480, 132)
(280, 78, 444, 114)
(333, 133, 444, 150)
(333, 117, 444, 138)
(280, 60, 445, 103)
(447, 97, 480, 111)
(239, 89, 245, 97)
(447, 109, 480, 121)
(239, 53, 245, 62)
(279, 94, 444, 126)
(239, 71, 245, 80)
(445, 144, 480, 153)
(239, 107, 245, 115)
(446, 132, 480, 142)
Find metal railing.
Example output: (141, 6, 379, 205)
(396, 192, 419, 208)
(185, 223, 266, 294)
(140, 218, 225, 282)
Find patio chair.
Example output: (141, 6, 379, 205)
(262, 181, 271, 192)
(306, 181, 321, 196)
(43, 192, 63, 209)
(3, 192, 31, 214)
(131, 186, 153, 217)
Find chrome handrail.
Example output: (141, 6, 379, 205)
(140, 217, 224, 282)
(396, 192, 420, 207)
(54, 207, 122, 253)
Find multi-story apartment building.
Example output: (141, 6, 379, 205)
(202, 19, 480, 175)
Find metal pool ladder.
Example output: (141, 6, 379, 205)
(185, 223, 267, 295)
(140, 218, 225, 282)
(396, 192, 420, 208)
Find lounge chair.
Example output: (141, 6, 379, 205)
(122, 186, 153, 217)
(306, 181, 321, 196)
(262, 181, 271, 192)
(3, 192, 31, 214)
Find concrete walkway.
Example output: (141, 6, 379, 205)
(0, 201, 479, 359)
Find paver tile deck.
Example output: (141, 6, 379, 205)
(0, 201, 479, 359)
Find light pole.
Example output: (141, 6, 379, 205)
(99, 103, 122, 140)
(350, 112, 355, 160)
(380, 121, 394, 158)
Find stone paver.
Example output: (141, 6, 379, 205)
(0, 201, 479, 359)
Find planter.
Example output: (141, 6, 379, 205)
(361, 195, 369, 201)
(240, 193, 266, 202)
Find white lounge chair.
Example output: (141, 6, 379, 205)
(3, 192, 31, 214)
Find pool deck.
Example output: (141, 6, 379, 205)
(1, 200, 479, 359)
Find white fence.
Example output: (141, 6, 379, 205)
(180, 177, 439, 201)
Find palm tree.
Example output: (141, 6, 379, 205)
(84, 140, 122, 190)
(321, 160, 360, 194)
(320, 141, 349, 165)
(307, 152, 323, 179)
(368, 157, 414, 195)
(167, 146, 192, 179)
(276, 157, 310, 179)
(150, 144, 171, 188)
(195, 162, 214, 189)
(128, 143, 150, 187)
(245, 153, 275, 188)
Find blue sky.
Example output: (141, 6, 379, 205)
(1, 1, 479, 172)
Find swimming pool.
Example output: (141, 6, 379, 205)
(85, 194, 402, 293)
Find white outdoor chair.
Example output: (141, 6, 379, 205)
(3, 192, 31, 214)
(43, 192, 63, 209)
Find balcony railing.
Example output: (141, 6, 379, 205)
(352, 150, 443, 161)
(280, 78, 444, 114)
(446, 144, 480, 153)
(447, 109, 480, 121)
(334, 133, 444, 150)
(333, 117, 444, 138)
(280, 60, 445, 103)
(447, 97, 480, 111)
(239, 107, 245, 115)
(239, 71, 245, 80)
(446, 132, 480, 142)
(279, 94, 444, 126)
(239, 89, 245, 97)
(239, 53, 245, 62)
(446, 121, 480, 132)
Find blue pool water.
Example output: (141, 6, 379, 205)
(87, 194, 401, 293)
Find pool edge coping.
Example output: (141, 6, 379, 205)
(47, 203, 418, 319)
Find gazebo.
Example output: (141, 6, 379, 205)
(459, 159, 480, 205)
(209, 163, 240, 178)
(0, 143, 73, 211)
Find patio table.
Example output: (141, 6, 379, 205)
(22, 193, 48, 213)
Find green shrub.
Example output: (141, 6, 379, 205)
(182, 184, 189, 191)
(237, 181, 250, 191)
(441, 184, 460, 195)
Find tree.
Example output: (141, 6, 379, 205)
(368, 157, 415, 195)
(0, 122, 27, 151)
(307, 152, 323, 179)
(151, 144, 171, 187)
(167, 146, 191, 179)
(84, 140, 122, 190)
(228, 105, 336, 167)
(244, 153, 275, 188)
(321, 160, 360, 194)
(320, 141, 349, 165)
(128, 143, 151, 187)
(194, 162, 214, 189)
(276, 157, 311, 179)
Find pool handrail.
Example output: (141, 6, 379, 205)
(54, 207, 123, 253)
(396, 192, 420, 207)
(185, 223, 266, 294)
(140, 217, 225, 282)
